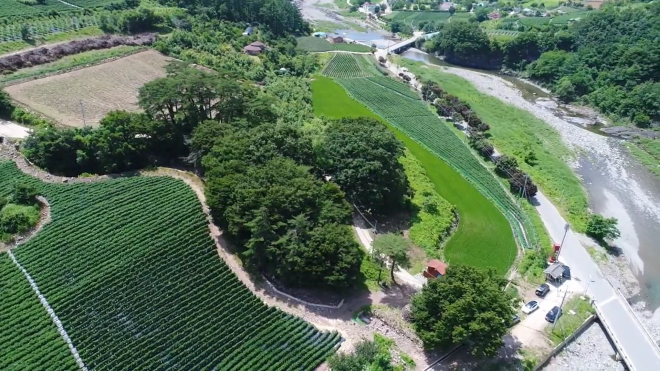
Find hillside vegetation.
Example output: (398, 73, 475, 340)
(424, 3, 659, 128)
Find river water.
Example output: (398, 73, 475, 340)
(400, 49, 660, 311)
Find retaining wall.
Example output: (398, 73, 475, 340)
(534, 314, 597, 370)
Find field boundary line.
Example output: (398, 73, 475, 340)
(1, 46, 148, 87)
(7, 250, 88, 371)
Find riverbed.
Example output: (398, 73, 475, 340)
(400, 49, 660, 315)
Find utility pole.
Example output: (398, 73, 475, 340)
(519, 174, 528, 202)
(556, 223, 570, 260)
(80, 100, 86, 127)
(553, 287, 569, 329)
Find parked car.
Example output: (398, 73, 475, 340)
(563, 265, 571, 279)
(545, 306, 562, 323)
(510, 314, 520, 327)
(522, 300, 539, 314)
(535, 283, 550, 297)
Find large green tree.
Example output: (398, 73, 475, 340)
(319, 117, 408, 214)
(411, 265, 514, 357)
(426, 21, 498, 69)
(205, 157, 362, 289)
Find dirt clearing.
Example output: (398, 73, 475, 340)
(4, 50, 171, 128)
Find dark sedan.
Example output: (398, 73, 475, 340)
(545, 306, 562, 323)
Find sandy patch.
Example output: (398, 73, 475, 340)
(0, 121, 31, 139)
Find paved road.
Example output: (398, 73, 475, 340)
(534, 191, 660, 370)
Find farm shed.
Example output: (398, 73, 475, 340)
(326, 34, 344, 44)
(243, 45, 262, 55)
(423, 259, 448, 280)
(544, 263, 564, 281)
(362, 2, 378, 13)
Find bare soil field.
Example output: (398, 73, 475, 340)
(4, 50, 171, 128)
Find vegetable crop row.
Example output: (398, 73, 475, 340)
(322, 53, 375, 79)
(0, 15, 100, 43)
(0, 161, 340, 370)
(0, 254, 78, 370)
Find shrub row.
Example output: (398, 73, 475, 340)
(422, 80, 538, 198)
(0, 33, 155, 73)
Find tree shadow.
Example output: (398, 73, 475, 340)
(378, 282, 418, 309)
(427, 335, 525, 370)
(528, 195, 541, 207)
(593, 239, 623, 257)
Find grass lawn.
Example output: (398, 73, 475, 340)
(311, 75, 516, 275)
(399, 59, 589, 232)
(296, 36, 371, 53)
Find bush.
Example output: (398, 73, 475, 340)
(495, 154, 518, 177)
(0, 204, 39, 234)
(11, 183, 38, 204)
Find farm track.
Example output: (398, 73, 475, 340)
(0, 142, 436, 368)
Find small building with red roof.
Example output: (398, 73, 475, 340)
(423, 259, 448, 280)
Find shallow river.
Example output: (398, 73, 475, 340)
(400, 49, 660, 311)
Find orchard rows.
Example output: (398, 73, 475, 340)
(0, 161, 340, 370)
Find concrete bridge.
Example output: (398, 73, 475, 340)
(385, 32, 438, 54)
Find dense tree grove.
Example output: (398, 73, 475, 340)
(318, 117, 409, 214)
(157, 0, 310, 36)
(411, 265, 514, 357)
(424, 3, 660, 126)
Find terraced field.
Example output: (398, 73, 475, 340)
(0, 161, 340, 370)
